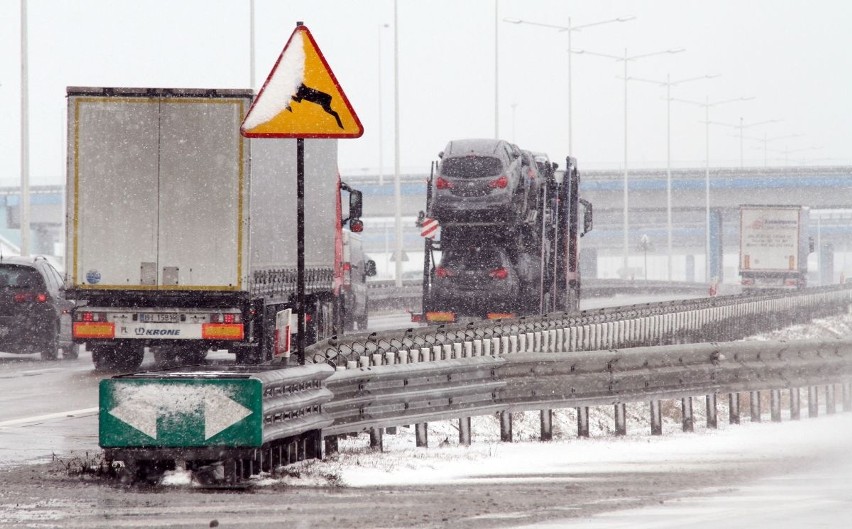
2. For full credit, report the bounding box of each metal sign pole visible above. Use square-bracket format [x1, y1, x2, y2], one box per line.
[296, 138, 306, 365]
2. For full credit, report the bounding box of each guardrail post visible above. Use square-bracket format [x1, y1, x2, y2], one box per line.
[826, 385, 837, 415]
[500, 411, 513, 442]
[750, 391, 761, 422]
[650, 400, 662, 435]
[540, 409, 553, 441]
[682, 397, 694, 432]
[706, 394, 717, 429]
[843, 383, 852, 412]
[790, 388, 801, 420]
[614, 403, 627, 436]
[808, 386, 819, 417]
[459, 417, 471, 446]
[577, 407, 590, 438]
[415, 423, 428, 447]
[370, 428, 383, 451]
[770, 389, 781, 422]
[729, 393, 740, 424]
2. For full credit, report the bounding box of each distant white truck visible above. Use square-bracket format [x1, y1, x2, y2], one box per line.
[66, 87, 364, 370]
[739, 205, 812, 290]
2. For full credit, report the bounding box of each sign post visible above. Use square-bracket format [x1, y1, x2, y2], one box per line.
[241, 22, 363, 364]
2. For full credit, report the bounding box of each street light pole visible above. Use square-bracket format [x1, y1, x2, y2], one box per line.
[393, 0, 403, 287]
[377, 23, 389, 185]
[712, 117, 780, 167]
[574, 46, 684, 276]
[627, 73, 717, 281]
[741, 132, 803, 167]
[503, 15, 634, 154]
[672, 95, 753, 281]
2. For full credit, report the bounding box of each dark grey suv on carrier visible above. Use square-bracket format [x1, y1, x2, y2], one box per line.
[429, 138, 532, 224]
[0, 256, 75, 360]
[430, 245, 521, 317]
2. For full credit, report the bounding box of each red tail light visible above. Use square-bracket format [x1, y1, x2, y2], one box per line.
[435, 266, 455, 279]
[13, 292, 47, 303]
[436, 177, 454, 189]
[489, 267, 509, 280]
[489, 175, 509, 189]
[343, 262, 352, 272]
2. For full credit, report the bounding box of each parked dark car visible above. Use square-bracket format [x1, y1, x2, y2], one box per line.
[430, 245, 521, 316]
[430, 138, 531, 224]
[0, 256, 75, 360]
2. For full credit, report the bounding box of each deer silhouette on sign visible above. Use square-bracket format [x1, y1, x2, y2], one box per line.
[287, 83, 344, 129]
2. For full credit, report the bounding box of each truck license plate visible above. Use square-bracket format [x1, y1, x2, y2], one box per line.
[140, 313, 179, 324]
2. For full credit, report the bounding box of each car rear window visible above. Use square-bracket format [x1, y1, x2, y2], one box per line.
[0, 265, 45, 290]
[441, 248, 502, 269]
[441, 156, 503, 178]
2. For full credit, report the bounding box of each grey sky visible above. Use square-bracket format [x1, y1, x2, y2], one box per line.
[1, 0, 850, 186]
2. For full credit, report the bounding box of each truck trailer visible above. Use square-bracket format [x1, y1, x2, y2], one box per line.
[739, 204, 812, 290]
[419, 152, 592, 323]
[66, 87, 362, 370]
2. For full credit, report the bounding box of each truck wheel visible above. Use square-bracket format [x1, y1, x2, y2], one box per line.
[115, 344, 144, 371]
[92, 347, 115, 371]
[63, 344, 80, 360]
[233, 345, 261, 365]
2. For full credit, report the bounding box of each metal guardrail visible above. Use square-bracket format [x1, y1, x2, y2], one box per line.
[365, 278, 721, 309]
[316, 285, 852, 368]
[323, 356, 504, 437]
[102, 285, 852, 484]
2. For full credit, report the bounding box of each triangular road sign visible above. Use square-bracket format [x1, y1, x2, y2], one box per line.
[241, 24, 363, 138]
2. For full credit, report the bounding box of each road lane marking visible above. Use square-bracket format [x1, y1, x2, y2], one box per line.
[0, 407, 99, 427]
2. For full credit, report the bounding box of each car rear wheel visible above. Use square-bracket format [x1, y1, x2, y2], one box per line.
[40, 323, 60, 361]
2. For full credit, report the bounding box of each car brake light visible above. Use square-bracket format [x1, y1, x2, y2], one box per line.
[436, 177, 454, 189]
[489, 175, 508, 189]
[435, 266, 454, 278]
[489, 267, 509, 280]
[343, 262, 352, 272]
[36, 293, 48, 303]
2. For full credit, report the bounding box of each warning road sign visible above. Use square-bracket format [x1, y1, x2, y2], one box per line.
[420, 217, 439, 238]
[241, 24, 363, 138]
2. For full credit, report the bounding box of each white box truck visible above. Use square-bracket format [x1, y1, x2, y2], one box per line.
[739, 205, 812, 290]
[66, 87, 363, 370]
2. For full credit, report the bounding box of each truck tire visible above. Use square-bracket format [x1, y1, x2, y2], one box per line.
[92, 346, 114, 371]
[233, 345, 262, 365]
[116, 344, 145, 371]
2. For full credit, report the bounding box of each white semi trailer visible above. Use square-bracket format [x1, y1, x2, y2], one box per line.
[66, 87, 362, 370]
[739, 204, 812, 290]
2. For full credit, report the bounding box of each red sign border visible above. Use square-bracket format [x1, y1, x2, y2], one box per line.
[240, 25, 364, 139]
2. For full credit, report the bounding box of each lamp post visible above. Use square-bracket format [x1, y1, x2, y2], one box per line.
[573, 47, 684, 276]
[711, 117, 780, 167]
[393, 0, 403, 287]
[743, 133, 803, 166]
[671, 95, 753, 281]
[377, 23, 390, 185]
[503, 15, 634, 154]
[626, 73, 718, 281]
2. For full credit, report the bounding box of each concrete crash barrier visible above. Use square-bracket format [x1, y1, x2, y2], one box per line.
[100, 363, 334, 484]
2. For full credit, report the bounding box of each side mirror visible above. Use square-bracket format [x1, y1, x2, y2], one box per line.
[350, 218, 364, 233]
[365, 260, 377, 277]
[349, 189, 363, 220]
[579, 198, 593, 236]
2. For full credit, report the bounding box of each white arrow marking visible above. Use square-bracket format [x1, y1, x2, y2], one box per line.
[109, 400, 158, 439]
[109, 383, 252, 440]
[204, 393, 252, 440]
